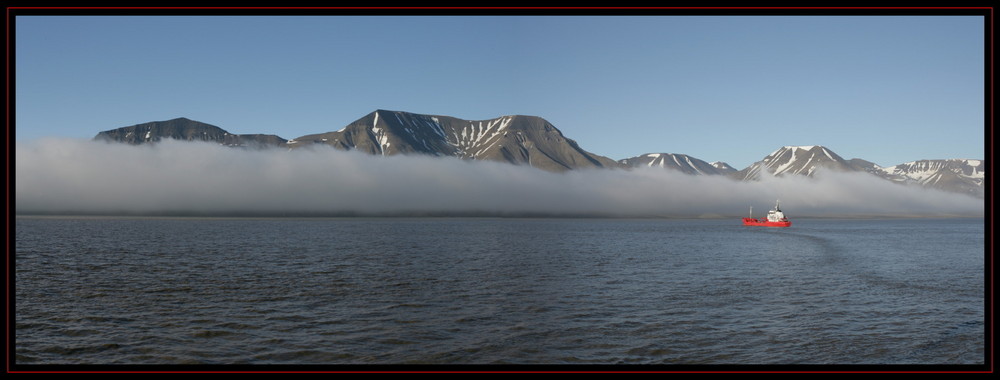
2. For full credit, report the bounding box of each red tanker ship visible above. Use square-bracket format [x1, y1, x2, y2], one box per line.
[743, 200, 792, 227]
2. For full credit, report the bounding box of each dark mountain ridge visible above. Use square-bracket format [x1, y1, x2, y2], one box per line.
[94, 117, 286, 148]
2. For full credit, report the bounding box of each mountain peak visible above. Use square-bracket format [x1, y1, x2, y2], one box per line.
[710, 161, 737, 172]
[738, 145, 850, 180]
[769, 145, 831, 155]
[786, 145, 823, 149]
[93, 117, 287, 147]
[288, 110, 619, 172]
[619, 153, 733, 175]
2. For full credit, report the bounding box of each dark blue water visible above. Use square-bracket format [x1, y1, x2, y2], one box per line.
[14, 217, 985, 366]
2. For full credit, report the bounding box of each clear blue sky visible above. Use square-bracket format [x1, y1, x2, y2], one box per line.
[14, 13, 986, 169]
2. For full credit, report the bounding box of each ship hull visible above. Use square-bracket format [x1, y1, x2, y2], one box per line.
[742, 218, 791, 227]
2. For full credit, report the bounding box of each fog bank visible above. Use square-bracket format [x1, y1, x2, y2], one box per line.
[15, 139, 985, 218]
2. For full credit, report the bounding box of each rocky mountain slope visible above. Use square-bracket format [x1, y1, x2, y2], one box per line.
[620, 145, 984, 197]
[735, 145, 854, 181]
[880, 159, 985, 197]
[618, 153, 735, 175]
[94, 117, 287, 148]
[731, 145, 984, 197]
[285, 110, 621, 172]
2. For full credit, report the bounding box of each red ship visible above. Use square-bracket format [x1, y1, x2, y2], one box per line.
[742, 200, 792, 227]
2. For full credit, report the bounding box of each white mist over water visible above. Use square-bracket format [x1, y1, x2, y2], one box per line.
[15, 138, 985, 218]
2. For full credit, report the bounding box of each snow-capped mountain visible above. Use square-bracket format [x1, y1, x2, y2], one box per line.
[287, 109, 621, 172]
[619, 153, 735, 175]
[735, 145, 854, 181]
[94, 117, 287, 148]
[729, 145, 985, 197]
[710, 161, 738, 173]
[880, 159, 985, 197]
[91, 113, 984, 197]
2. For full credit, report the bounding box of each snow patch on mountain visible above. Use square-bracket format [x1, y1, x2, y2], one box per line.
[738, 145, 852, 181]
[619, 153, 731, 175]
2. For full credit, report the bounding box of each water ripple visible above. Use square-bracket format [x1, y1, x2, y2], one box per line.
[15, 217, 985, 366]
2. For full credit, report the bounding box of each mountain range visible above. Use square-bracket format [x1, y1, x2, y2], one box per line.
[93, 110, 986, 198]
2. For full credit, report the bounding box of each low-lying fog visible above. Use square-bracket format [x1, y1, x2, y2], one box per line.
[15, 139, 985, 218]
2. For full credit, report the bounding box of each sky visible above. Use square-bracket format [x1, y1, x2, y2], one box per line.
[14, 12, 987, 170]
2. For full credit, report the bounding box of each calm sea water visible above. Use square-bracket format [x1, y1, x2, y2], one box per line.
[14, 216, 985, 367]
